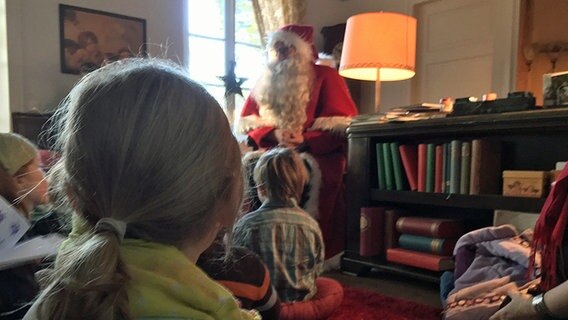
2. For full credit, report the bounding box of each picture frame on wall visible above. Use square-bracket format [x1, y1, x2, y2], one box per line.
[59, 4, 147, 75]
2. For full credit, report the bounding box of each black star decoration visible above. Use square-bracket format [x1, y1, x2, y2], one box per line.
[218, 60, 247, 98]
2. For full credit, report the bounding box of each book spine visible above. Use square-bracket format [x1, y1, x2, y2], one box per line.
[390, 142, 407, 191]
[376, 143, 386, 190]
[417, 144, 427, 192]
[398, 234, 456, 256]
[382, 143, 394, 190]
[469, 139, 502, 195]
[386, 248, 455, 271]
[449, 140, 462, 193]
[460, 141, 471, 194]
[360, 207, 385, 256]
[395, 217, 464, 238]
[384, 209, 403, 251]
[435, 145, 444, 193]
[425, 144, 435, 192]
[399, 144, 418, 191]
[444, 142, 451, 193]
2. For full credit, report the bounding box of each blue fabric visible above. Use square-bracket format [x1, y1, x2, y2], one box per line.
[440, 271, 455, 307]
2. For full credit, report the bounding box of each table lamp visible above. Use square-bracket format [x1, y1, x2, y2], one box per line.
[339, 12, 417, 113]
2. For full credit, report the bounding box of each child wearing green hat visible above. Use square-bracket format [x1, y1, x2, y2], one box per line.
[0, 133, 49, 217]
[0, 132, 51, 319]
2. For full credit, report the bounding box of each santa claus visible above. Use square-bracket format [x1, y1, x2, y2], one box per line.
[237, 24, 358, 262]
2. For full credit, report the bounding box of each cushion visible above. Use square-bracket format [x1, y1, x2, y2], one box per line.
[280, 277, 344, 320]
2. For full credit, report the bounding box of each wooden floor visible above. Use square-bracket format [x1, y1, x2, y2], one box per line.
[323, 269, 442, 308]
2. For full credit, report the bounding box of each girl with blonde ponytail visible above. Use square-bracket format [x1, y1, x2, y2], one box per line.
[24, 58, 259, 320]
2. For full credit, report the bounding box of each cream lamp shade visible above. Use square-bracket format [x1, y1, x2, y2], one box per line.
[339, 12, 417, 112]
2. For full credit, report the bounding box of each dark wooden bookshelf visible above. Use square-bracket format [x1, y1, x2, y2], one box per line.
[370, 190, 545, 212]
[342, 108, 568, 281]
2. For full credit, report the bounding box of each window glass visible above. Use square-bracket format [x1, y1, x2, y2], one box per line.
[188, 36, 225, 85]
[188, 0, 224, 39]
[235, 1, 261, 46]
[187, 0, 262, 123]
[235, 43, 264, 89]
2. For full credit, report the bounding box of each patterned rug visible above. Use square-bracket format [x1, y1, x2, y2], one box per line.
[329, 286, 442, 320]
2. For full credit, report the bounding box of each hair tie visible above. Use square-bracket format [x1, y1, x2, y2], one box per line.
[94, 218, 127, 243]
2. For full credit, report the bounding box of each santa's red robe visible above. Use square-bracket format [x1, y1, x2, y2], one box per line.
[239, 64, 358, 258]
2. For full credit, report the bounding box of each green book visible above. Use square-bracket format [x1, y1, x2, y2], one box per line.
[398, 234, 457, 256]
[390, 142, 407, 191]
[449, 140, 462, 194]
[425, 144, 435, 192]
[444, 142, 452, 193]
[460, 141, 471, 194]
[382, 143, 394, 190]
[376, 143, 386, 190]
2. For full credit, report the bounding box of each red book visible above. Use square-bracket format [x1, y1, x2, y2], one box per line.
[386, 248, 455, 271]
[469, 139, 502, 195]
[434, 145, 444, 193]
[359, 207, 385, 256]
[417, 144, 428, 192]
[395, 217, 464, 238]
[399, 144, 418, 191]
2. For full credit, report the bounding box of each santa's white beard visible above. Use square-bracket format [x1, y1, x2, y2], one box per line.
[253, 56, 313, 133]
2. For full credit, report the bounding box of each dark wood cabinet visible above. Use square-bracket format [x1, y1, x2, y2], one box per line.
[342, 108, 568, 282]
[11, 112, 55, 149]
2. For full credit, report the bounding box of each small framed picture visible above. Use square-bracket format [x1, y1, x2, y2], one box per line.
[59, 4, 147, 75]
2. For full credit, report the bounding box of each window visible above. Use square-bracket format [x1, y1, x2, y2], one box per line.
[187, 0, 263, 124]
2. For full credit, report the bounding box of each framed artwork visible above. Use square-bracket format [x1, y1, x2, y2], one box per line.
[59, 4, 147, 75]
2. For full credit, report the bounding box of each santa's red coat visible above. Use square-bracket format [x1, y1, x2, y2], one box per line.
[239, 64, 358, 258]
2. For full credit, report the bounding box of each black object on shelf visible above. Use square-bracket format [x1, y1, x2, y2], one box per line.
[451, 91, 536, 116]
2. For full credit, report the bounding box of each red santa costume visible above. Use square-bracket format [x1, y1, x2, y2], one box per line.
[237, 24, 358, 260]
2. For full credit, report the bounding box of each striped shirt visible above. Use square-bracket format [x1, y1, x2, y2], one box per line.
[197, 245, 280, 320]
[233, 200, 325, 302]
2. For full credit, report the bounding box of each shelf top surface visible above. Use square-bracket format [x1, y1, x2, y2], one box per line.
[348, 108, 568, 138]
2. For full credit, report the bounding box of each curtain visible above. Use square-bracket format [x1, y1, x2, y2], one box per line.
[252, 0, 307, 47]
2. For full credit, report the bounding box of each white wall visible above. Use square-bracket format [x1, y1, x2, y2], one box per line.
[6, 0, 185, 113]
[4, 0, 519, 116]
[0, 0, 9, 131]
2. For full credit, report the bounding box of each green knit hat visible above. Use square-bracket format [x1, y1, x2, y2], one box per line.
[0, 133, 38, 175]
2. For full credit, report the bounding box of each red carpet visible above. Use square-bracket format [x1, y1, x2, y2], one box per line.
[329, 286, 442, 320]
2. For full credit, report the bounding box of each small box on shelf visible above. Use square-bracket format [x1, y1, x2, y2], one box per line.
[502, 170, 548, 198]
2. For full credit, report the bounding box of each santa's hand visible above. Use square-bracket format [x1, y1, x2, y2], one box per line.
[274, 129, 304, 147]
[489, 291, 536, 320]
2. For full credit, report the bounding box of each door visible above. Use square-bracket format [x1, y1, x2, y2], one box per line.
[411, 0, 519, 103]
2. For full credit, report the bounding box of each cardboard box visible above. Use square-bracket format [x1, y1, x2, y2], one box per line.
[502, 170, 548, 198]
[543, 71, 568, 107]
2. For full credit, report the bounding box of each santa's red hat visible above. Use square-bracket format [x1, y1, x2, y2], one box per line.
[277, 24, 318, 61]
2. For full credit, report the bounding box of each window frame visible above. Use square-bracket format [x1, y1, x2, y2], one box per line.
[185, 0, 262, 125]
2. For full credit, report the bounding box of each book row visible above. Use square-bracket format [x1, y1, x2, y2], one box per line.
[360, 208, 464, 271]
[375, 139, 501, 195]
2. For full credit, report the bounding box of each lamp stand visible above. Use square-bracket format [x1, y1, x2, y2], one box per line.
[374, 69, 381, 113]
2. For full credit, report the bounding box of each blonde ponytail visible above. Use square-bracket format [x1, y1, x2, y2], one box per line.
[38, 231, 130, 319]
[33, 58, 243, 319]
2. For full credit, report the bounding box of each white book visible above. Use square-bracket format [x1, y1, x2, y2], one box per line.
[0, 234, 65, 271]
[0, 196, 30, 250]
[0, 196, 65, 271]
